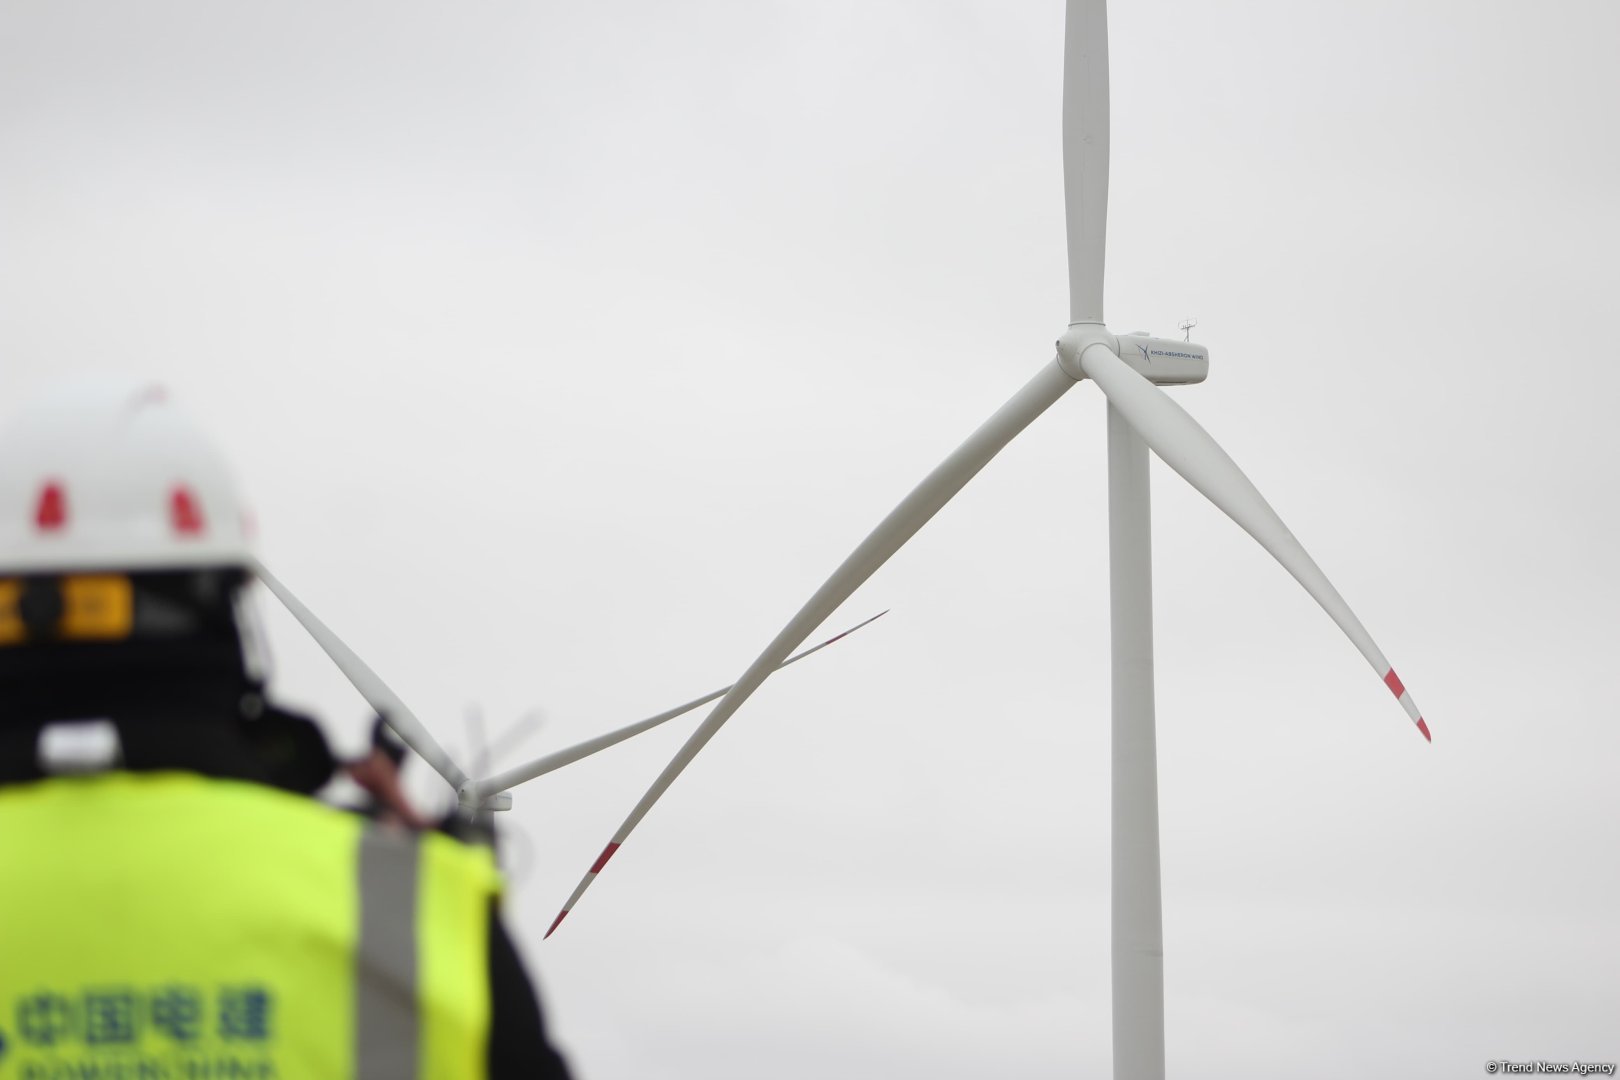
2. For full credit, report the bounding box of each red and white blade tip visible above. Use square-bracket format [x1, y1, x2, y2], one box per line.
[1383, 668, 1431, 743]
[545, 841, 622, 939]
[826, 609, 888, 644]
[543, 609, 890, 939]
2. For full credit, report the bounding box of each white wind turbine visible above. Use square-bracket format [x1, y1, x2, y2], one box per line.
[253, 2, 1430, 1074]
[531, 1, 1430, 1073]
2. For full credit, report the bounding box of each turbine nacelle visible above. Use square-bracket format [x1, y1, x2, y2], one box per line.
[1056, 326, 1209, 386]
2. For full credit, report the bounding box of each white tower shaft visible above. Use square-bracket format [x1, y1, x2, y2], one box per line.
[1107, 404, 1166, 1078]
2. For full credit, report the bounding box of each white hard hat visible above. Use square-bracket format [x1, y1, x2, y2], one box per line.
[0, 377, 254, 574]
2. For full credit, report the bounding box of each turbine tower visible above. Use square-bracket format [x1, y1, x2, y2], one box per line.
[253, 3, 1430, 1075]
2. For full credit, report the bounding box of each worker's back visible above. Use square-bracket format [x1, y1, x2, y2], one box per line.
[0, 769, 500, 1079]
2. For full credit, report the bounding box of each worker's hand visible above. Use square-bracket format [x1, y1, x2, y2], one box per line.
[345, 748, 433, 830]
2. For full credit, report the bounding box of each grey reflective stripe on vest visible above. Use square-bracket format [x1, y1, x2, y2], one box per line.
[357, 826, 419, 1080]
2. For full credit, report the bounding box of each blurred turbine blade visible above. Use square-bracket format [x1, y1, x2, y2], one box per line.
[483, 709, 548, 769]
[252, 558, 472, 789]
[545, 358, 1078, 937]
[470, 610, 888, 804]
[465, 703, 491, 780]
[1077, 345, 1430, 741]
[1064, 0, 1110, 324]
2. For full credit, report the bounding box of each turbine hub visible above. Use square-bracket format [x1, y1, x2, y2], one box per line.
[1055, 323, 1117, 380]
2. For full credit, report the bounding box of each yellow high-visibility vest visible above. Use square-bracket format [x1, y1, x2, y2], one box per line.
[0, 771, 499, 1079]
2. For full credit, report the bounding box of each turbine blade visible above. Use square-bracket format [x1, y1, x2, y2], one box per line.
[251, 559, 472, 789]
[1078, 346, 1430, 741]
[482, 708, 548, 769]
[1064, 0, 1110, 324]
[545, 358, 1078, 936]
[466, 703, 492, 781]
[468, 610, 889, 804]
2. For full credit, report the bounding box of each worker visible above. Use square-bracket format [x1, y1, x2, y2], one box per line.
[0, 378, 572, 1079]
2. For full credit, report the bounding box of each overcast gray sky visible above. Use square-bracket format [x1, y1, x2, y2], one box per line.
[4, 1, 1618, 1076]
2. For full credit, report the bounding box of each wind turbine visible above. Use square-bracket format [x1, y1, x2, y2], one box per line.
[249, 2, 1428, 1074]
[522, 2, 1429, 1076]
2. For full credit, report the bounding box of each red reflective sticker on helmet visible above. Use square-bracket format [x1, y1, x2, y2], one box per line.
[35, 482, 67, 531]
[171, 486, 206, 535]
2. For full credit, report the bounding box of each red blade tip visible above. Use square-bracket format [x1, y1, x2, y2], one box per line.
[1416, 717, 1431, 743]
[544, 910, 569, 939]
